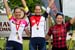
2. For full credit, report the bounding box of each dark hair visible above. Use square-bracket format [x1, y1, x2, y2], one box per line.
[56, 12, 64, 18]
[13, 7, 25, 19]
[34, 4, 42, 9]
[55, 12, 64, 24]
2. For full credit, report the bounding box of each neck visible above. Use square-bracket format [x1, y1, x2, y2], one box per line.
[57, 24, 61, 25]
[35, 13, 41, 16]
[16, 18, 21, 24]
[16, 19, 21, 24]
[16, 18, 21, 21]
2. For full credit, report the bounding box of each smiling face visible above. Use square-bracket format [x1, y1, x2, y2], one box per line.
[34, 5, 42, 15]
[14, 8, 25, 19]
[56, 15, 64, 24]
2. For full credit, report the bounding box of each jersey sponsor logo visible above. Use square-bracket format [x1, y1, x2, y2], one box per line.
[30, 16, 36, 27]
[32, 20, 36, 23]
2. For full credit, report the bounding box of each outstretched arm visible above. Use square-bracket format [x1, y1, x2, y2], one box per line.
[21, 0, 26, 7]
[46, 0, 54, 14]
[3, 0, 12, 19]
[21, 0, 29, 13]
[48, 0, 54, 8]
[43, 0, 54, 18]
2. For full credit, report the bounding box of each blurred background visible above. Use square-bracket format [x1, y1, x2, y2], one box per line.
[0, 0, 75, 50]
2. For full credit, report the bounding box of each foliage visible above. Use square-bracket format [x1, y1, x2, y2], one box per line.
[3, 0, 43, 12]
[0, 0, 4, 13]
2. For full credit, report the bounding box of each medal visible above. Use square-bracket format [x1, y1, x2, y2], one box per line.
[37, 26, 39, 30]
[16, 32, 18, 34]
[16, 32, 20, 40]
[16, 20, 21, 40]
[34, 16, 41, 30]
[36, 23, 39, 30]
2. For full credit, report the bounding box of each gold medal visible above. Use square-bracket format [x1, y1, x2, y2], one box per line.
[16, 32, 18, 34]
[37, 27, 39, 30]
[16, 32, 20, 40]
[16, 20, 21, 40]
[34, 17, 41, 30]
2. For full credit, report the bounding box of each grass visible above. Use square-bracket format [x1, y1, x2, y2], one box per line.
[0, 39, 49, 50]
[0, 39, 29, 50]
[0, 39, 6, 49]
[23, 40, 29, 50]
[0, 39, 74, 50]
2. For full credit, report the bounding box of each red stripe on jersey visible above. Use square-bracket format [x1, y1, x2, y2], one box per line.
[30, 16, 41, 27]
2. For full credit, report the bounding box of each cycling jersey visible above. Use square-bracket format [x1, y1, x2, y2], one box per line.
[8, 15, 28, 44]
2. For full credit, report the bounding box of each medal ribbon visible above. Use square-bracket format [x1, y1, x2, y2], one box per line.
[16, 20, 21, 31]
[16, 20, 21, 40]
[34, 16, 41, 28]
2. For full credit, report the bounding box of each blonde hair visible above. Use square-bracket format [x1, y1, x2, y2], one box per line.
[13, 7, 26, 19]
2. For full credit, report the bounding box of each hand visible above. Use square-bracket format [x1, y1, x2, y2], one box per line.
[21, 0, 27, 7]
[48, 0, 54, 8]
[3, 0, 11, 17]
[6, 0, 8, 1]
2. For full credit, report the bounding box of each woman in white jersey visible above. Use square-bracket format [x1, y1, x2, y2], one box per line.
[3, 0, 30, 50]
[21, 0, 54, 50]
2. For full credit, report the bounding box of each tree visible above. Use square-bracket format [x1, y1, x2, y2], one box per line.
[26, 0, 43, 12]
[0, 0, 4, 12]
[2, 0, 43, 12]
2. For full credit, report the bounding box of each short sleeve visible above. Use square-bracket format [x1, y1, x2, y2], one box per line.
[23, 20, 29, 30]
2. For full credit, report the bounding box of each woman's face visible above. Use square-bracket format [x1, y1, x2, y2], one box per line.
[56, 15, 64, 24]
[14, 8, 24, 19]
[34, 6, 42, 15]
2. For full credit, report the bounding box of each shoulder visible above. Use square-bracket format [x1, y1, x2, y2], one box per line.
[21, 19, 27, 24]
[49, 24, 57, 30]
[9, 16, 16, 21]
[21, 19, 28, 26]
[49, 26, 54, 31]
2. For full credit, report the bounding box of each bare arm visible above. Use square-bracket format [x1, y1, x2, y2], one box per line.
[48, 0, 54, 8]
[3, 0, 12, 19]
[45, 34, 50, 40]
[21, 0, 29, 12]
[45, 27, 52, 40]
[21, 0, 27, 7]
[45, 0, 54, 14]
[24, 29, 30, 37]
